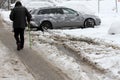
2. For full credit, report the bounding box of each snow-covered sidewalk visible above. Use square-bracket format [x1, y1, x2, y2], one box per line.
[0, 40, 35, 80]
[0, 13, 35, 80]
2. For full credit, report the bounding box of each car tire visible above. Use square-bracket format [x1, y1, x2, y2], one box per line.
[84, 18, 95, 28]
[39, 21, 53, 31]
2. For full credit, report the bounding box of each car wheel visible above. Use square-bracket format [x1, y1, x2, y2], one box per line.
[39, 21, 53, 31]
[84, 18, 95, 28]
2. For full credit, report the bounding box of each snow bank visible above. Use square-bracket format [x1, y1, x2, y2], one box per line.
[108, 20, 120, 35]
[0, 9, 11, 22]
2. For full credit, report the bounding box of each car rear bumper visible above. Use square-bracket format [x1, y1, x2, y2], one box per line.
[95, 18, 101, 26]
[30, 21, 38, 28]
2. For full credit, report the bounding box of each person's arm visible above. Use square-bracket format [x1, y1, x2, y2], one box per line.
[9, 9, 15, 21]
[25, 8, 32, 23]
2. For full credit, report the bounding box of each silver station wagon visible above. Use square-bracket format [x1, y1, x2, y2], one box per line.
[30, 6, 101, 30]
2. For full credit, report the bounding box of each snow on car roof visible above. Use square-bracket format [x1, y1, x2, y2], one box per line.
[37, 6, 70, 10]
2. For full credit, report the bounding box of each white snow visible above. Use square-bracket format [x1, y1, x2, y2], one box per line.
[57, 0, 96, 14]
[24, 1, 55, 10]
[0, 9, 11, 22]
[1, 0, 120, 80]
[108, 20, 120, 35]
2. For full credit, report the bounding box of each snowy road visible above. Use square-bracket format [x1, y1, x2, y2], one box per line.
[0, 17, 70, 80]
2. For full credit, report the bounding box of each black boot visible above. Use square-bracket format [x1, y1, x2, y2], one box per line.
[17, 43, 21, 51]
[20, 45, 24, 49]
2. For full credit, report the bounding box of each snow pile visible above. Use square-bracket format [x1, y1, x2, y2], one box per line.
[0, 9, 11, 22]
[108, 20, 120, 35]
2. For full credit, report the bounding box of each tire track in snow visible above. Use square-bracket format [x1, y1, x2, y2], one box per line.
[30, 31, 105, 80]
[31, 30, 120, 80]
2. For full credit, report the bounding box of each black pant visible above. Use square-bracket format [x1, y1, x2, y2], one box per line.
[14, 28, 25, 48]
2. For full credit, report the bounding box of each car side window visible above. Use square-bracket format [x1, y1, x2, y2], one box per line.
[47, 8, 63, 14]
[62, 8, 77, 15]
[37, 9, 51, 14]
[49, 9, 56, 14]
[56, 8, 63, 14]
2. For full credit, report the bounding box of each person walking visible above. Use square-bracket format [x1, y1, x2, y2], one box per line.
[10, 1, 31, 51]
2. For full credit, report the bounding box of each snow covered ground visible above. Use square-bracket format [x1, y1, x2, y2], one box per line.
[0, 40, 34, 80]
[1, 0, 120, 80]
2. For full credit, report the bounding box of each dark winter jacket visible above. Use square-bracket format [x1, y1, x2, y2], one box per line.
[10, 2, 31, 29]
